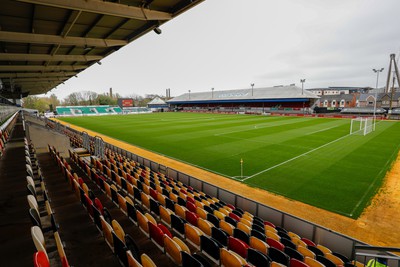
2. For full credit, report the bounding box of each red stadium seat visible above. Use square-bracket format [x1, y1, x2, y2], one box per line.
[158, 223, 173, 238]
[267, 237, 285, 251]
[94, 198, 104, 216]
[180, 188, 187, 195]
[301, 237, 316, 247]
[291, 258, 310, 267]
[229, 212, 241, 222]
[186, 201, 197, 213]
[264, 221, 275, 228]
[33, 251, 49, 267]
[186, 196, 195, 204]
[148, 222, 165, 249]
[185, 210, 199, 226]
[228, 236, 250, 259]
[150, 188, 158, 200]
[226, 204, 236, 210]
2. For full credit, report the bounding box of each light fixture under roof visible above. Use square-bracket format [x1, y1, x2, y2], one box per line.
[153, 27, 162, 35]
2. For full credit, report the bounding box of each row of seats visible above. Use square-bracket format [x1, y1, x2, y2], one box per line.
[25, 138, 70, 267]
[0, 113, 16, 157]
[64, 131, 364, 267]
[50, 145, 163, 267]
[96, 152, 299, 266]
[67, 147, 223, 267]
[69, 147, 289, 267]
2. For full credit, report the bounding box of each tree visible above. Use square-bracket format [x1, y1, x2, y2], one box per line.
[82, 91, 98, 105]
[63, 91, 100, 105]
[34, 98, 49, 112]
[97, 94, 117, 105]
[22, 96, 39, 110]
[125, 93, 143, 107]
[63, 92, 80, 105]
[48, 94, 60, 111]
[22, 95, 53, 113]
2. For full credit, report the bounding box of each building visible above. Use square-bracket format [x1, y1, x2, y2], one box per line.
[307, 87, 371, 96]
[359, 92, 400, 109]
[317, 94, 357, 108]
[147, 97, 169, 111]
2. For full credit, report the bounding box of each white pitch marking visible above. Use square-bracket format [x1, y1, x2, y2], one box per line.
[348, 120, 390, 216]
[241, 133, 352, 181]
[306, 125, 340, 135]
[214, 118, 309, 136]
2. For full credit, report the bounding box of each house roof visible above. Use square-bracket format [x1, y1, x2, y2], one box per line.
[147, 97, 167, 106]
[318, 94, 354, 101]
[359, 92, 400, 101]
[307, 87, 370, 91]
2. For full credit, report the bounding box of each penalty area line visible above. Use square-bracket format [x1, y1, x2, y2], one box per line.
[241, 133, 352, 182]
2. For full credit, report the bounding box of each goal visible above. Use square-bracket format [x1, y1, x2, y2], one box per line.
[350, 117, 374, 136]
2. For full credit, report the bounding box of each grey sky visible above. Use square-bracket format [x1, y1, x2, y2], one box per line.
[52, 0, 400, 100]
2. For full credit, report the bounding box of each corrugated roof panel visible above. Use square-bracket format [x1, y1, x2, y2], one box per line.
[169, 86, 319, 103]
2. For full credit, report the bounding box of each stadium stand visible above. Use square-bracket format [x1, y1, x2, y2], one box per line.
[56, 105, 123, 116]
[168, 85, 318, 115]
[341, 107, 386, 114]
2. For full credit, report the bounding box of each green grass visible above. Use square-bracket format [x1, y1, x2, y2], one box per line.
[60, 113, 400, 218]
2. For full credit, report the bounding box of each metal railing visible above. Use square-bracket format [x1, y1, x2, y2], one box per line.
[354, 246, 400, 267]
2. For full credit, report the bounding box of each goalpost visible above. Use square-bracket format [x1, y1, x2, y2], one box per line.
[350, 117, 374, 136]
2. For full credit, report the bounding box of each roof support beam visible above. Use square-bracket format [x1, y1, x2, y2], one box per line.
[22, 84, 58, 88]
[46, 10, 83, 66]
[16, 0, 172, 21]
[9, 77, 69, 82]
[0, 65, 87, 71]
[0, 72, 76, 78]
[0, 53, 102, 62]
[21, 82, 60, 87]
[17, 81, 61, 86]
[0, 31, 127, 47]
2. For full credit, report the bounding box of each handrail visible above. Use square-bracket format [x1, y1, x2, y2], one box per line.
[355, 245, 400, 253]
[354, 245, 400, 267]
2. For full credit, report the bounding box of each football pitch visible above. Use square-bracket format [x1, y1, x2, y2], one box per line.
[59, 113, 400, 218]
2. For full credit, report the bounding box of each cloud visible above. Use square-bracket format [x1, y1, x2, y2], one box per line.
[53, 0, 400, 99]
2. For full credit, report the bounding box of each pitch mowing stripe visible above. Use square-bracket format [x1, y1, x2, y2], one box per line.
[241, 132, 351, 181]
[348, 122, 395, 216]
[217, 121, 347, 146]
[241, 120, 390, 217]
[59, 114, 399, 217]
[214, 117, 313, 136]
[305, 125, 341, 135]
[239, 119, 375, 182]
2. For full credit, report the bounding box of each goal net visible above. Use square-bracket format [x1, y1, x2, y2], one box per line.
[350, 117, 374, 136]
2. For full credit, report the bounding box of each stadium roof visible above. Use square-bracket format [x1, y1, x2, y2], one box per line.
[168, 85, 319, 104]
[0, 0, 204, 99]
